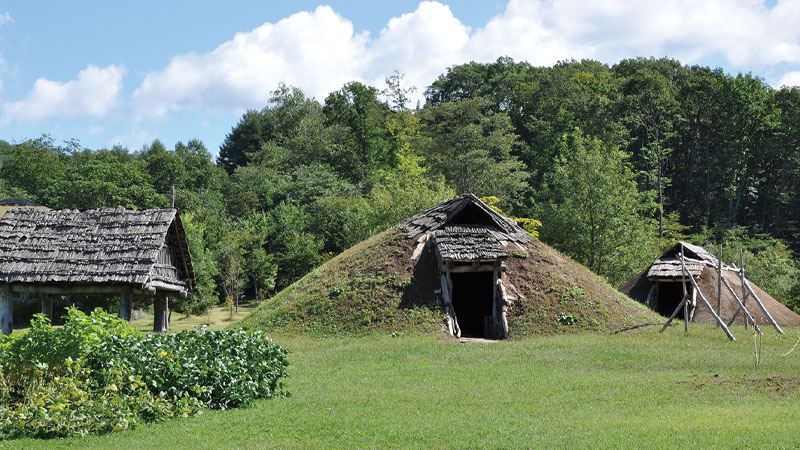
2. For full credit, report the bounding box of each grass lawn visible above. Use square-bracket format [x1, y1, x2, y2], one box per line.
[5, 324, 800, 449]
[129, 303, 258, 333]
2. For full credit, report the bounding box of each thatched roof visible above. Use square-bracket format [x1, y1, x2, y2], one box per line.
[647, 241, 723, 280]
[399, 194, 531, 244]
[0, 208, 195, 293]
[431, 225, 507, 262]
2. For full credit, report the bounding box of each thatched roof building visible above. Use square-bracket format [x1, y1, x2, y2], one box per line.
[620, 242, 800, 328]
[0, 208, 195, 335]
[242, 194, 661, 338]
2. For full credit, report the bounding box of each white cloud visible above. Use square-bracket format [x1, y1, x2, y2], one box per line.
[366, 1, 470, 98]
[777, 71, 800, 87]
[133, 5, 370, 118]
[132, 0, 800, 116]
[0, 12, 12, 26]
[1, 64, 125, 123]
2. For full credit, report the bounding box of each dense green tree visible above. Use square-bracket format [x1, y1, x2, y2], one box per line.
[323, 82, 393, 186]
[537, 131, 656, 285]
[419, 97, 529, 208]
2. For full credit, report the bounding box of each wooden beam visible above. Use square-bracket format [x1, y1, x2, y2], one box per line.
[147, 280, 188, 297]
[0, 284, 12, 336]
[119, 286, 133, 322]
[448, 263, 498, 273]
[9, 284, 151, 296]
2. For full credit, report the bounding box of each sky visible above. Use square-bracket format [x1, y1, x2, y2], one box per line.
[1, 0, 800, 156]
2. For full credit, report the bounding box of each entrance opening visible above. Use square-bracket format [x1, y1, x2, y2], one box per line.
[656, 281, 689, 318]
[451, 271, 494, 338]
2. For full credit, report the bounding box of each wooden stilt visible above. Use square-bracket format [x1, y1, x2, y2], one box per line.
[119, 286, 133, 322]
[153, 292, 169, 333]
[41, 294, 53, 321]
[0, 284, 12, 336]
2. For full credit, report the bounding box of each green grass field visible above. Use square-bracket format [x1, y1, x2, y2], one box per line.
[5, 323, 800, 449]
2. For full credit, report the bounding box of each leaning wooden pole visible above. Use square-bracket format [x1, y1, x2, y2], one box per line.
[679, 254, 736, 341]
[660, 292, 689, 333]
[721, 275, 761, 333]
[742, 279, 784, 335]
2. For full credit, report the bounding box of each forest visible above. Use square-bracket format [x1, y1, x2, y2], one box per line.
[1, 56, 799, 315]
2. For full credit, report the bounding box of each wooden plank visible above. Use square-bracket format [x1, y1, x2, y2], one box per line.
[0, 284, 12, 336]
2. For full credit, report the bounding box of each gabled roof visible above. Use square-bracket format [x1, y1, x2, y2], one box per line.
[0, 208, 195, 292]
[399, 194, 532, 244]
[647, 241, 723, 280]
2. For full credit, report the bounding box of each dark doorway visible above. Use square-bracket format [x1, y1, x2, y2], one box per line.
[656, 281, 689, 318]
[451, 271, 494, 338]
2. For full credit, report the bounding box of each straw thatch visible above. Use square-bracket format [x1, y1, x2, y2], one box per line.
[620, 242, 800, 327]
[400, 194, 532, 244]
[0, 208, 195, 292]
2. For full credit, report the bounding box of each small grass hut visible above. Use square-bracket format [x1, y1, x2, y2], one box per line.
[242, 194, 660, 338]
[0, 208, 196, 335]
[620, 242, 800, 328]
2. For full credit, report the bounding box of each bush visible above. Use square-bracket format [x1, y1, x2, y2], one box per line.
[0, 308, 288, 439]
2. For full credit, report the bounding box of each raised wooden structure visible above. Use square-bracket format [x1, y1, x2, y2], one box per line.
[401, 194, 532, 339]
[0, 208, 196, 335]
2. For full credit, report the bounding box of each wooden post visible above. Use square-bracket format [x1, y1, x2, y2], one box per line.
[170, 186, 176, 208]
[681, 250, 688, 333]
[740, 249, 748, 330]
[41, 294, 53, 321]
[660, 292, 689, 332]
[717, 244, 722, 325]
[153, 292, 169, 333]
[119, 287, 133, 322]
[0, 284, 12, 336]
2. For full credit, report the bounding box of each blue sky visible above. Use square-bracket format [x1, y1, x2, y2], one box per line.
[1, 0, 799, 156]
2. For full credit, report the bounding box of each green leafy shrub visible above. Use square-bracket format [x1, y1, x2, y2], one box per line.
[0, 308, 288, 439]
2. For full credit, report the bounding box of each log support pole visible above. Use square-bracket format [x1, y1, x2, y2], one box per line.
[119, 287, 133, 322]
[0, 284, 12, 336]
[153, 292, 169, 333]
[41, 294, 53, 321]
